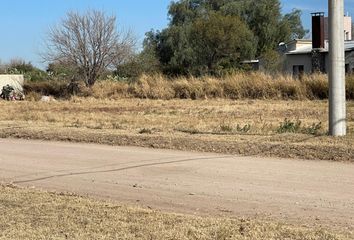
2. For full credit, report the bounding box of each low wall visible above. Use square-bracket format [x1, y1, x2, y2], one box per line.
[0, 75, 24, 93]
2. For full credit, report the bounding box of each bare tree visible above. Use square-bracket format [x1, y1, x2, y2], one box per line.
[43, 10, 136, 87]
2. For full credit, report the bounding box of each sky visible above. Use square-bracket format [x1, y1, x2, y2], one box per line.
[1, 0, 354, 68]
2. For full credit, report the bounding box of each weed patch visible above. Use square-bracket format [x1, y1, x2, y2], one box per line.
[277, 119, 323, 135]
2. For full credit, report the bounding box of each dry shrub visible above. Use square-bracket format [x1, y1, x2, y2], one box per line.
[130, 74, 175, 99]
[24, 80, 68, 98]
[273, 74, 305, 100]
[172, 76, 205, 99]
[223, 73, 280, 99]
[201, 76, 224, 98]
[346, 75, 354, 99]
[91, 80, 130, 99]
[303, 74, 328, 99]
[25, 91, 42, 101]
[22, 72, 354, 101]
[302, 73, 354, 100]
[238, 72, 278, 99]
[222, 74, 242, 99]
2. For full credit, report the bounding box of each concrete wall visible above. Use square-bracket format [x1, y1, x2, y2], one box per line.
[0, 75, 24, 94]
[286, 50, 354, 76]
[285, 54, 313, 75]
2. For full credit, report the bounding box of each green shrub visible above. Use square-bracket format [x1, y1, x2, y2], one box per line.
[277, 119, 323, 135]
[302, 122, 322, 135]
[236, 124, 251, 133]
[277, 118, 302, 134]
[219, 124, 233, 132]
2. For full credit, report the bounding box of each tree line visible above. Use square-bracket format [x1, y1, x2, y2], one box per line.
[3, 0, 308, 87]
[136, 0, 307, 76]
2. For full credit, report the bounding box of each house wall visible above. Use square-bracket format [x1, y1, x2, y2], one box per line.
[321, 52, 354, 74]
[285, 54, 313, 75]
[286, 50, 354, 76]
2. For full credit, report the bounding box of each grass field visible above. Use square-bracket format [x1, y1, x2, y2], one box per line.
[0, 184, 352, 240]
[1, 92, 353, 239]
[0, 98, 353, 161]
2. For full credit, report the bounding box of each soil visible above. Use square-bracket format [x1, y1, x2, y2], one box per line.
[1, 138, 353, 231]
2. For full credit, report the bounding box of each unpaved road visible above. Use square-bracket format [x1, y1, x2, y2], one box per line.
[1, 138, 353, 229]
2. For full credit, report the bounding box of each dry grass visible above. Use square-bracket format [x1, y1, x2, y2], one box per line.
[23, 72, 354, 100]
[0, 98, 353, 161]
[0, 184, 352, 240]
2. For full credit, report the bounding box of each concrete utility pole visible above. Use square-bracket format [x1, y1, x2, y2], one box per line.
[328, 0, 346, 136]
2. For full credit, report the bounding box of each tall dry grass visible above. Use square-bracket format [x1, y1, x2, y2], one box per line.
[24, 72, 354, 100]
[129, 74, 175, 99]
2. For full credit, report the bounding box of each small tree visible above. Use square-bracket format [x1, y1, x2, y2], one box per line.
[43, 10, 135, 87]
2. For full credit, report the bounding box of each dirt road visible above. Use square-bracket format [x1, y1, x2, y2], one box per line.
[1, 138, 353, 229]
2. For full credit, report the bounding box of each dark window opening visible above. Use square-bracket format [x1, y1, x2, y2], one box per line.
[293, 65, 304, 78]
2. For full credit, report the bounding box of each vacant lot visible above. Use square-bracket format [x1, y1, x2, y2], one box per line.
[0, 98, 353, 161]
[0, 184, 352, 240]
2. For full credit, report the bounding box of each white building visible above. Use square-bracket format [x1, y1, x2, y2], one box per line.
[285, 39, 354, 76]
[284, 12, 354, 77]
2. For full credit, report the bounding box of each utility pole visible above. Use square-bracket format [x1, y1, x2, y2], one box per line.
[328, 0, 346, 136]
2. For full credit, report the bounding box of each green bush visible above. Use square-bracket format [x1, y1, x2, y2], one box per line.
[277, 118, 302, 134]
[277, 119, 323, 135]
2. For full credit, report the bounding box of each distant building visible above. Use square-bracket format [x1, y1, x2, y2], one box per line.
[284, 12, 354, 77]
[324, 15, 352, 41]
[285, 39, 354, 76]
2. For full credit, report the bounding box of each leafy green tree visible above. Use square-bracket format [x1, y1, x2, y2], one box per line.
[190, 13, 255, 75]
[280, 9, 309, 41]
[114, 31, 163, 79]
[144, 0, 307, 76]
[4, 59, 48, 81]
[144, 26, 196, 75]
[221, 0, 305, 55]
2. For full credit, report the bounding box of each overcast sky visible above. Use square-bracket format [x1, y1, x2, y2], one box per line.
[1, 0, 353, 68]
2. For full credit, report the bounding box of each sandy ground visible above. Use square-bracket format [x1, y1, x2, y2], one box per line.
[1, 138, 353, 230]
